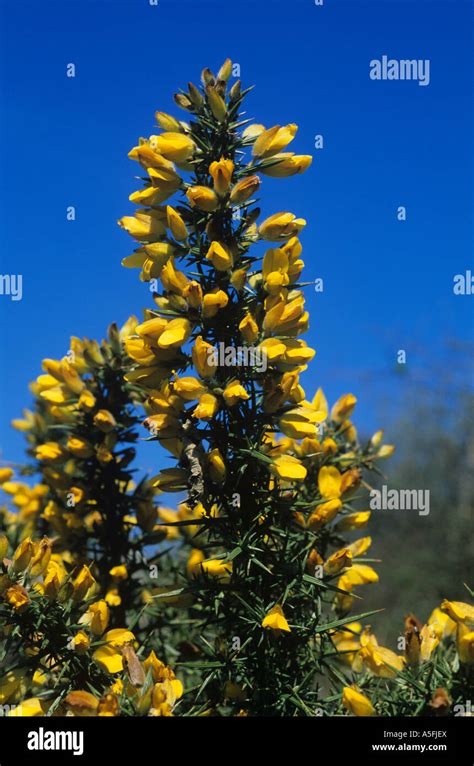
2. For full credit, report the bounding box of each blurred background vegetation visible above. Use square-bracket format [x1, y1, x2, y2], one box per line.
[357, 339, 474, 644]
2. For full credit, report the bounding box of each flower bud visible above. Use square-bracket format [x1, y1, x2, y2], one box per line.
[186, 185, 219, 212]
[230, 175, 260, 204]
[71, 565, 96, 602]
[155, 111, 182, 132]
[206, 85, 227, 122]
[12, 537, 34, 573]
[217, 58, 232, 82]
[93, 410, 117, 433]
[209, 158, 234, 196]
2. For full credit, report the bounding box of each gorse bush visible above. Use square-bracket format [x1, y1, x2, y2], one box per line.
[0, 59, 472, 718]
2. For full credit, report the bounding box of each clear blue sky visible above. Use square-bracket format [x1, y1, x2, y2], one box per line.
[0, 0, 472, 470]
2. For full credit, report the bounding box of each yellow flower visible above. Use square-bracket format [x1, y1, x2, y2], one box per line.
[93, 409, 117, 433]
[223, 379, 250, 407]
[43, 559, 67, 600]
[279, 403, 325, 439]
[262, 248, 290, 294]
[143, 651, 183, 700]
[341, 564, 379, 587]
[128, 142, 175, 170]
[8, 698, 47, 717]
[160, 257, 189, 295]
[331, 393, 357, 422]
[202, 288, 229, 318]
[122, 243, 174, 277]
[151, 467, 188, 492]
[262, 604, 291, 633]
[166, 206, 188, 241]
[270, 455, 307, 482]
[420, 624, 440, 662]
[346, 536, 372, 557]
[118, 208, 167, 242]
[342, 686, 375, 716]
[230, 175, 260, 204]
[149, 131, 195, 163]
[230, 267, 249, 291]
[92, 629, 136, 673]
[427, 607, 456, 639]
[187, 548, 205, 578]
[209, 157, 234, 195]
[259, 212, 306, 242]
[109, 565, 128, 581]
[324, 548, 352, 576]
[208, 448, 226, 483]
[30, 537, 52, 576]
[206, 85, 227, 121]
[186, 185, 219, 211]
[173, 376, 208, 401]
[239, 313, 259, 343]
[12, 537, 35, 572]
[0, 670, 26, 704]
[440, 600, 474, 626]
[263, 293, 307, 335]
[78, 390, 96, 410]
[35, 442, 65, 463]
[71, 630, 91, 654]
[322, 437, 337, 455]
[206, 241, 234, 271]
[66, 436, 94, 458]
[157, 318, 192, 349]
[376, 444, 395, 458]
[5, 584, 29, 611]
[129, 166, 180, 205]
[340, 468, 361, 496]
[192, 336, 216, 379]
[71, 565, 96, 602]
[105, 588, 121, 607]
[200, 559, 232, 582]
[155, 111, 182, 131]
[336, 511, 371, 532]
[307, 499, 342, 530]
[318, 466, 343, 499]
[135, 316, 168, 341]
[81, 600, 110, 636]
[0, 535, 8, 559]
[332, 622, 362, 666]
[183, 280, 203, 308]
[457, 622, 474, 664]
[252, 124, 298, 158]
[355, 630, 404, 678]
[261, 153, 312, 177]
[193, 393, 219, 421]
[0, 468, 14, 484]
[281, 236, 304, 280]
[242, 123, 265, 139]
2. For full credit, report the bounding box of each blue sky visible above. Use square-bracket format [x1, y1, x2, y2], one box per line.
[0, 0, 472, 471]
